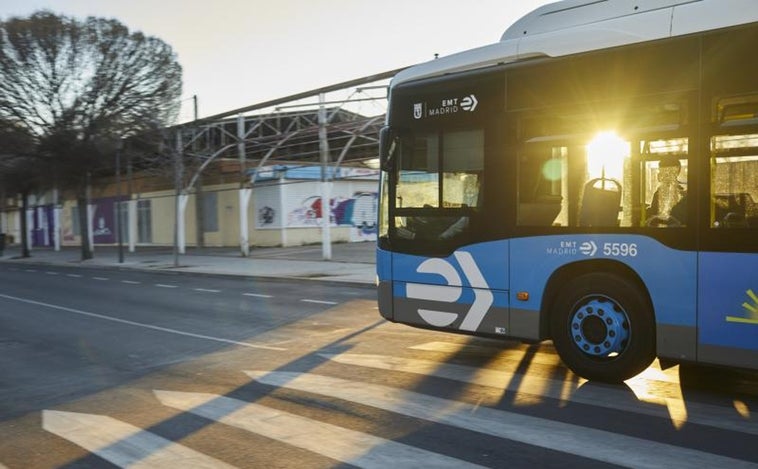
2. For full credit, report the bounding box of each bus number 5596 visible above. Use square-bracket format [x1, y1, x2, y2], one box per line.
[603, 243, 638, 257]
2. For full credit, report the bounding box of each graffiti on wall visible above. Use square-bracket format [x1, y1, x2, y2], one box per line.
[287, 192, 377, 236]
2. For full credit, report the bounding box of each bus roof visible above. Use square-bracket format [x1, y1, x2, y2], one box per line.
[391, 0, 758, 87]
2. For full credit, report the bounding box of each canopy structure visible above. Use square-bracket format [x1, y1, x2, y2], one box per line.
[174, 67, 406, 190]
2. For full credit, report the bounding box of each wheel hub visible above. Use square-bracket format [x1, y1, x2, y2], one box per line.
[570, 297, 629, 357]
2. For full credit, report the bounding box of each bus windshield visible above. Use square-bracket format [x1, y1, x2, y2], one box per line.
[393, 129, 483, 242]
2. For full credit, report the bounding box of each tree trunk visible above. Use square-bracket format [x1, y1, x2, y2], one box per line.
[20, 190, 30, 258]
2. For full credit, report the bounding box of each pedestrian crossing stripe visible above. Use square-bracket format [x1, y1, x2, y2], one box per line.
[155, 390, 484, 469]
[42, 410, 235, 468]
[244, 370, 755, 469]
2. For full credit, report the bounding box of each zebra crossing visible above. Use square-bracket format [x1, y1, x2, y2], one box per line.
[34, 343, 758, 468]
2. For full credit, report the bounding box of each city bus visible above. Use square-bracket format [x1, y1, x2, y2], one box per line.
[376, 0, 758, 382]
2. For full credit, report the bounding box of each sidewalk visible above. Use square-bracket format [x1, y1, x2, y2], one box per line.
[0, 242, 377, 286]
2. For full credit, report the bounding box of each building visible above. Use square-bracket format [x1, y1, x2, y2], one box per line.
[0, 91, 388, 253]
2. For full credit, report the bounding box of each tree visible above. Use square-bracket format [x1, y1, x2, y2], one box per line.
[0, 11, 182, 259]
[0, 122, 37, 257]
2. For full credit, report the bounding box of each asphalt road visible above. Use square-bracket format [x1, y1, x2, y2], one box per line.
[1, 264, 757, 468]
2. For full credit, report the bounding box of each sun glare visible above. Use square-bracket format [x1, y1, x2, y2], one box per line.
[586, 131, 630, 180]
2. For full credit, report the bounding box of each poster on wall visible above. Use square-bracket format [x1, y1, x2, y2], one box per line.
[91, 196, 126, 244]
[255, 185, 281, 229]
[31, 205, 55, 247]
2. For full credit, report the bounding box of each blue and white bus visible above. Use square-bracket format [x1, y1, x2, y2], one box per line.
[377, 0, 758, 382]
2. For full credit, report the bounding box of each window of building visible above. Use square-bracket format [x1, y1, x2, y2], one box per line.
[71, 206, 80, 236]
[114, 200, 129, 243]
[137, 199, 152, 243]
[203, 192, 219, 232]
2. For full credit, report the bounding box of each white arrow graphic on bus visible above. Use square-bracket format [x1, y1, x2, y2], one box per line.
[461, 94, 478, 112]
[406, 251, 493, 331]
[580, 241, 598, 256]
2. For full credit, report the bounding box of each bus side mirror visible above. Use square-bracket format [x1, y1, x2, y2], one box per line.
[379, 126, 398, 172]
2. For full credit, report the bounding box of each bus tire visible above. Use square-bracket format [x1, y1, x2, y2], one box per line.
[549, 272, 655, 383]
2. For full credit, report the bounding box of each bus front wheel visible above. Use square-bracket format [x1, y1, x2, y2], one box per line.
[549, 272, 655, 383]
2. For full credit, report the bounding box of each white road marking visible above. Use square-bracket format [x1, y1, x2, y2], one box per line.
[193, 288, 220, 293]
[24, 269, 37, 272]
[42, 410, 235, 468]
[121, 280, 141, 285]
[66, 274, 83, 278]
[155, 284, 178, 289]
[300, 299, 338, 305]
[155, 390, 484, 469]
[45, 271, 58, 275]
[0, 293, 285, 351]
[245, 370, 756, 469]
[321, 353, 757, 436]
[243, 293, 273, 298]
[92, 277, 109, 281]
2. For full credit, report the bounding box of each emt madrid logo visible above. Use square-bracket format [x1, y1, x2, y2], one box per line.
[413, 94, 478, 120]
[405, 251, 493, 331]
[726, 289, 758, 324]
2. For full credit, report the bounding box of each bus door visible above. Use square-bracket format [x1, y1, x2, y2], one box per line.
[697, 127, 758, 369]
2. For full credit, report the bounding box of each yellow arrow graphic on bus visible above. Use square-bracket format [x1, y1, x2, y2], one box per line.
[726, 289, 758, 324]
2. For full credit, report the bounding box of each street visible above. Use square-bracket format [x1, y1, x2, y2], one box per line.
[0, 264, 757, 468]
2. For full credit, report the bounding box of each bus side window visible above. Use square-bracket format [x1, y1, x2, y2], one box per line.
[639, 138, 689, 228]
[711, 97, 758, 229]
[711, 164, 758, 229]
[517, 146, 567, 226]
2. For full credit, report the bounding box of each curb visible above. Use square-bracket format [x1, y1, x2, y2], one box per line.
[0, 256, 377, 289]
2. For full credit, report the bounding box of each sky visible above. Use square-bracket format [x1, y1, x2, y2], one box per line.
[0, 0, 554, 121]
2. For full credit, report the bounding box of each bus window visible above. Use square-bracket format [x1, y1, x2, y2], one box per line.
[441, 130, 483, 210]
[516, 99, 690, 230]
[397, 133, 439, 209]
[518, 129, 634, 228]
[517, 145, 568, 226]
[581, 132, 630, 227]
[641, 138, 689, 227]
[394, 129, 483, 241]
[710, 95, 758, 229]
[711, 141, 758, 229]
